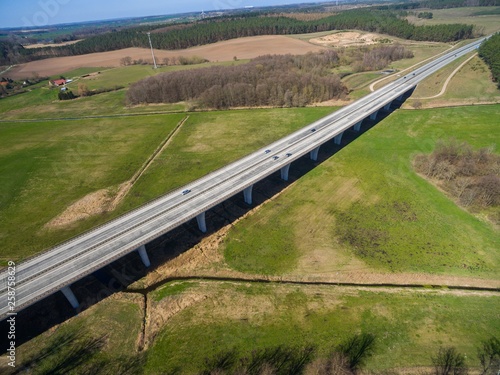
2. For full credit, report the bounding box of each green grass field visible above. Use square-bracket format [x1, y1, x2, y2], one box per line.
[14, 297, 144, 375]
[0, 114, 184, 261]
[408, 7, 500, 35]
[223, 105, 500, 278]
[145, 282, 499, 374]
[11, 282, 498, 375]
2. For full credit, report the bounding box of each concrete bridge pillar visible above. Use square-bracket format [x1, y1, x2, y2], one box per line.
[353, 121, 362, 132]
[310, 146, 320, 161]
[196, 212, 207, 233]
[61, 285, 79, 309]
[383, 102, 392, 111]
[281, 164, 291, 181]
[136, 245, 151, 267]
[370, 110, 379, 121]
[334, 132, 344, 145]
[243, 185, 253, 205]
[397, 94, 404, 102]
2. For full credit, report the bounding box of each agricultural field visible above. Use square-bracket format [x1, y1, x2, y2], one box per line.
[407, 7, 500, 35]
[7, 35, 326, 80]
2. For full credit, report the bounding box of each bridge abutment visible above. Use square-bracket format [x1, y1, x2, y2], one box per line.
[136, 245, 151, 267]
[196, 212, 207, 233]
[61, 285, 79, 309]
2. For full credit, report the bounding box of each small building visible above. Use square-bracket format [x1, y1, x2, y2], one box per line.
[50, 79, 67, 87]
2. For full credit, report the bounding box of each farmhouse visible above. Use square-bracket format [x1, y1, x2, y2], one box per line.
[49, 78, 66, 87]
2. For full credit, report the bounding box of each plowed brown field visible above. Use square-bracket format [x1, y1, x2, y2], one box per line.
[9, 35, 327, 79]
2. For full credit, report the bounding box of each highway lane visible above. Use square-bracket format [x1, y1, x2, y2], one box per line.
[0, 37, 487, 319]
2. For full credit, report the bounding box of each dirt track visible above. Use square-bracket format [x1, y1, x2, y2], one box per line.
[9, 35, 326, 79]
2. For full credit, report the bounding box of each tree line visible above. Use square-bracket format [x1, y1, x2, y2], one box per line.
[1, 10, 475, 66]
[376, 0, 499, 10]
[479, 33, 500, 88]
[127, 45, 413, 109]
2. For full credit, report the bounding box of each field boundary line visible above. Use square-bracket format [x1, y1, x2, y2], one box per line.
[127, 275, 500, 295]
[109, 115, 189, 209]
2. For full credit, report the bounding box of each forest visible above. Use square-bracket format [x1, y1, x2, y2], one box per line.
[478, 33, 500, 88]
[0, 10, 475, 65]
[127, 45, 413, 109]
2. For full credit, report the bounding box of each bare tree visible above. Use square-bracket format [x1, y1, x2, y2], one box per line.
[478, 337, 500, 375]
[432, 347, 468, 375]
[120, 56, 132, 66]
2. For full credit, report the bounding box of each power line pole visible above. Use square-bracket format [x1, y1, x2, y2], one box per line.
[147, 32, 157, 69]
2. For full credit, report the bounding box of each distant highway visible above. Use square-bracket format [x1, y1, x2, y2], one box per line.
[0, 37, 487, 319]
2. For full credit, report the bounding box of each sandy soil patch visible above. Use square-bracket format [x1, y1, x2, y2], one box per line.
[45, 187, 114, 228]
[310, 31, 384, 47]
[23, 40, 83, 49]
[8, 35, 326, 79]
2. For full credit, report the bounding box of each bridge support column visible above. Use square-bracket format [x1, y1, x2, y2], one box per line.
[370, 110, 379, 121]
[397, 94, 404, 102]
[243, 185, 253, 205]
[281, 163, 291, 181]
[136, 245, 150, 267]
[310, 146, 320, 161]
[61, 285, 79, 309]
[196, 212, 207, 233]
[383, 102, 392, 111]
[353, 121, 362, 132]
[334, 132, 344, 145]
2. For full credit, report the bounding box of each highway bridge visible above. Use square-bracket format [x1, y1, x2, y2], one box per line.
[0, 37, 487, 319]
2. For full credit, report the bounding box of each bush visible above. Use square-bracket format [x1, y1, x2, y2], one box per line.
[58, 90, 76, 100]
[432, 346, 468, 375]
[414, 139, 500, 209]
[478, 336, 500, 375]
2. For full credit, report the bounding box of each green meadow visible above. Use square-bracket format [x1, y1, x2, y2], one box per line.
[223, 105, 500, 278]
[13, 282, 499, 375]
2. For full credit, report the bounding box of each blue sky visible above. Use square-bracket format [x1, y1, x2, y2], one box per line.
[1, 0, 323, 28]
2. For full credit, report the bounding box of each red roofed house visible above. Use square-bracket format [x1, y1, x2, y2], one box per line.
[50, 78, 67, 87]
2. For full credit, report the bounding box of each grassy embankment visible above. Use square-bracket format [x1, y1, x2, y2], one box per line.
[222, 105, 500, 279]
